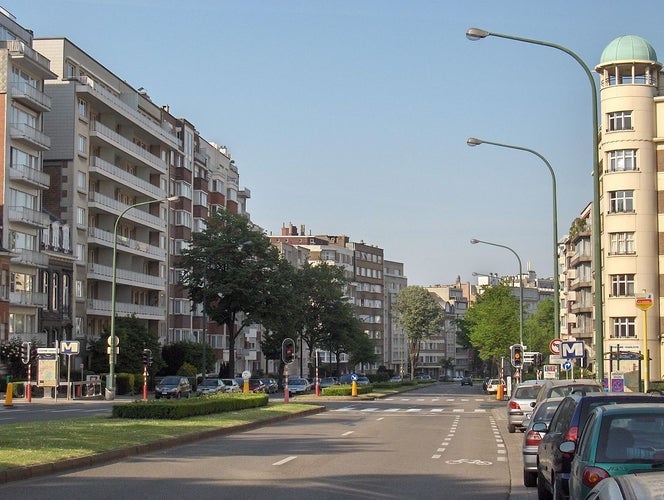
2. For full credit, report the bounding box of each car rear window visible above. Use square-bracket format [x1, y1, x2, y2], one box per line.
[514, 386, 541, 399]
[549, 384, 601, 398]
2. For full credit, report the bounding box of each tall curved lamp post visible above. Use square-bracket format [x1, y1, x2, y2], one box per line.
[466, 27, 604, 381]
[108, 195, 179, 400]
[470, 238, 524, 348]
[467, 137, 560, 340]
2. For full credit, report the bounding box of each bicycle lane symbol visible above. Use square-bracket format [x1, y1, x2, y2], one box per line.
[445, 458, 492, 466]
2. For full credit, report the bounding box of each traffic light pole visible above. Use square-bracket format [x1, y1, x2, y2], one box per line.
[284, 364, 289, 404]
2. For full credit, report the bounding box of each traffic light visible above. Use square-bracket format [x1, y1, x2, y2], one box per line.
[511, 344, 523, 367]
[281, 338, 295, 364]
[20, 341, 31, 364]
[142, 348, 152, 366]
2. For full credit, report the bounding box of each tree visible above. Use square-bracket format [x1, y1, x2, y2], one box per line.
[179, 208, 283, 377]
[523, 299, 555, 355]
[461, 283, 519, 372]
[161, 341, 216, 376]
[393, 286, 443, 380]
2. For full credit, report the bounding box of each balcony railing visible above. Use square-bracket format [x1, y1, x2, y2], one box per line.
[7, 206, 50, 228]
[87, 191, 166, 231]
[10, 81, 52, 112]
[89, 156, 165, 198]
[87, 299, 165, 320]
[9, 161, 50, 188]
[10, 291, 47, 307]
[77, 77, 178, 148]
[89, 121, 167, 174]
[87, 262, 165, 289]
[88, 227, 166, 259]
[11, 249, 49, 267]
[2, 40, 55, 78]
[9, 122, 50, 150]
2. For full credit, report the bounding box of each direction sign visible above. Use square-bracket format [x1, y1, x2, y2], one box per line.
[561, 341, 584, 359]
[60, 340, 80, 355]
[549, 338, 562, 355]
[562, 360, 572, 371]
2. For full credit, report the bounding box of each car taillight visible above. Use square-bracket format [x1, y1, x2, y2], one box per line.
[525, 431, 542, 447]
[509, 401, 521, 410]
[582, 466, 610, 488]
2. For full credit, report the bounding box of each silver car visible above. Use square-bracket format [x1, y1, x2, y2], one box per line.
[507, 383, 543, 433]
[522, 397, 564, 487]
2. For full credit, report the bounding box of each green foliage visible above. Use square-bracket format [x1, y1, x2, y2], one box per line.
[111, 393, 269, 419]
[394, 286, 444, 380]
[462, 283, 520, 362]
[116, 373, 136, 395]
[177, 362, 197, 377]
[161, 341, 217, 376]
[0, 338, 40, 380]
[321, 384, 374, 396]
[523, 299, 555, 354]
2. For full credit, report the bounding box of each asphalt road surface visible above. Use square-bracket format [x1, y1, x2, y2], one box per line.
[0, 384, 537, 499]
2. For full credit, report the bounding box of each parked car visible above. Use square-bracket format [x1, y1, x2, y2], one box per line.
[461, 376, 473, 386]
[320, 377, 339, 388]
[155, 376, 192, 399]
[221, 378, 241, 393]
[389, 375, 403, 383]
[533, 379, 603, 406]
[248, 379, 266, 393]
[522, 397, 564, 488]
[536, 392, 664, 500]
[287, 378, 312, 396]
[196, 378, 225, 395]
[563, 403, 664, 499]
[415, 374, 433, 381]
[357, 376, 371, 386]
[264, 378, 279, 393]
[585, 470, 664, 499]
[507, 382, 543, 433]
[485, 378, 501, 394]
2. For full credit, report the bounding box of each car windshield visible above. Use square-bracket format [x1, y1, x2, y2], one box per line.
[201, 380, 218, 386]
[161, 376, 180, 385]
[290, 379, 306, 385]
[514, 386, 540, 399]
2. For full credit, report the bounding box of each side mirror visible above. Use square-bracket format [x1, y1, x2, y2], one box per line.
[559, 441, 576, 454]
[532, 422, 548, 433]
[530, 401, 536, 408]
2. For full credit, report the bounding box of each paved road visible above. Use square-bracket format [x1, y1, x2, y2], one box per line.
[0, 384, 537, 499]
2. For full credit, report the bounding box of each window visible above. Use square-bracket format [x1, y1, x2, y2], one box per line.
[609, 190, 634, 213]
[610, 232, 635, 255]
[78, 98, 88, 119]
[76, 280, 83, 299]
[77, 171, 86, 191]
[612, 317, 635, 338]
[608, 150, 636, 171]
[76, 243, 85, 261]
[76, 207, 86, 226]
[77, 134, 87, 155]
[611, 274, 635, 296]
[608, 111, 632, 131]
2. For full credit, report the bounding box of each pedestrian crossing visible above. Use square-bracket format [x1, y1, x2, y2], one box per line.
[332, 406, 487, 414]
[330, 397, 490, 414]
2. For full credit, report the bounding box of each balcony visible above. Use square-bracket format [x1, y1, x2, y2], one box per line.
[89, 121, 167, 174]
[10, 81, 52, 112]
[7, 206, 50, 228]
[10, 291, 47, 307]
[570, 253, 592, 267]
[2, 40, 56, 79]
[9, 123, 50, 150]
[89, 156, 165, 198]
[11, 249, 49, 268]
[9, 161, 50, 189]
[87, 191, 166, 231]
[87, 298, 165, 321]
[87, 262, 165, 289]
[88, 227, 166, 259]
[76, 77, 178, 148]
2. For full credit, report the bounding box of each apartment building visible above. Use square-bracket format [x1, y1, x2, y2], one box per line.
[384, 260, 407, 375]
[1, 11, 57, 345]
[594, 35, 663, 380]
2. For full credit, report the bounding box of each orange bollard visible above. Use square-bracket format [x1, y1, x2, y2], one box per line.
[496, 383, 504, 401]
[352, 381, 358, 397]
[4, 382, 13, 407]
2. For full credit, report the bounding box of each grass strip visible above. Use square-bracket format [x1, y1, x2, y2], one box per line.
[0, 403, 317, 471]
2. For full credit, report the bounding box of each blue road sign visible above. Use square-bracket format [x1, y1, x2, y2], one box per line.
[562, 360, 572, 371]
[351, 373, 358, 382]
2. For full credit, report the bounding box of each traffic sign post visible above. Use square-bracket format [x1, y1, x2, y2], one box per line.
[549, 338, 562, 355]
[635, 291, 654, 392]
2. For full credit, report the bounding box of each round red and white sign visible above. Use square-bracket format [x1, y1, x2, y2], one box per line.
[549, 338, 562, 355]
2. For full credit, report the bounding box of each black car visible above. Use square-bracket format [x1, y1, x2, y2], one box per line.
[535, 391, 664, 500]
[461, 376, 473, 386]
[155, 376, 192, 399]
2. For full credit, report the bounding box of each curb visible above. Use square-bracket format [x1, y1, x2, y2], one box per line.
[0, 405, 325, 485]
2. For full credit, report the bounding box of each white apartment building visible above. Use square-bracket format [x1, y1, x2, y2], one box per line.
[384, 260, 407, 375]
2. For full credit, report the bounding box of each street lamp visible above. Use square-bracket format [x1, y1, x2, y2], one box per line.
[467, 137, 560, 340]
[466, 27, 604, 380]
[470, 238, 524, 347]
[107, 195, 179, 400]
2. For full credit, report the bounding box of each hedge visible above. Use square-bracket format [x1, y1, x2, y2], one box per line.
[321, 384, 374, 396]
[111, 393, 268, 419]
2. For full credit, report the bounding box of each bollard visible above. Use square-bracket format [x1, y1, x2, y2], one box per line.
[4, 382, 13, 407]
[496, 383, 504, 401]
[351, 381, 358, 397]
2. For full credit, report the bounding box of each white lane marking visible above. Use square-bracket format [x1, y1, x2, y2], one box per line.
[376, 417, 384, 421]
[361, 408, 378, 412]
[453, 409, 464, 412]
[474, 409, 486, 413]
[406, 408, 421, 412]
[437, 448, 446, 452]
[384, 408, 400, 412]
[497, 456, 507, 462]
[272, 456, 297, 466]
[431, 408, 443, 413]
[432, 454, 441, 459]
[341, 431, 354, 436]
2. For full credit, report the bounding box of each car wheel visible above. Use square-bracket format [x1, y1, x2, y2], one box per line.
[524, 470, 537, 488]
[508, 423, 516, 433]
[537, 469, 553, 500]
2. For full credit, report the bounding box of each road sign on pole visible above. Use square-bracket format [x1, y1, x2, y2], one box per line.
[549, 338, 562, 355]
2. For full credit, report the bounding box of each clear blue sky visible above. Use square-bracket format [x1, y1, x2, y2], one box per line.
[7, 0, 662, 285]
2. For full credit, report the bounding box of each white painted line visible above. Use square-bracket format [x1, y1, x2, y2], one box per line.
[461, 398, 469, 402]
[430, 408, 443, 413]
[447, 398, 455, 402]
[497, 457, 507, 462]
[453, 409, 464, 413]
[272, 456, 297, 466]
[376, 417, 384, 421]
[406, 408, 421, 412]
[384, 408, 400, 412]
[497, 449, 506, 454]
[437, 448, 446, 452]
[341, 431, 354, 436]
[432, 454, 441, 459]
[361, 408, 378, 412]
[497, 443, 505, 448]
[432, 398, 440, 401]
[474, 409, 486, 413]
